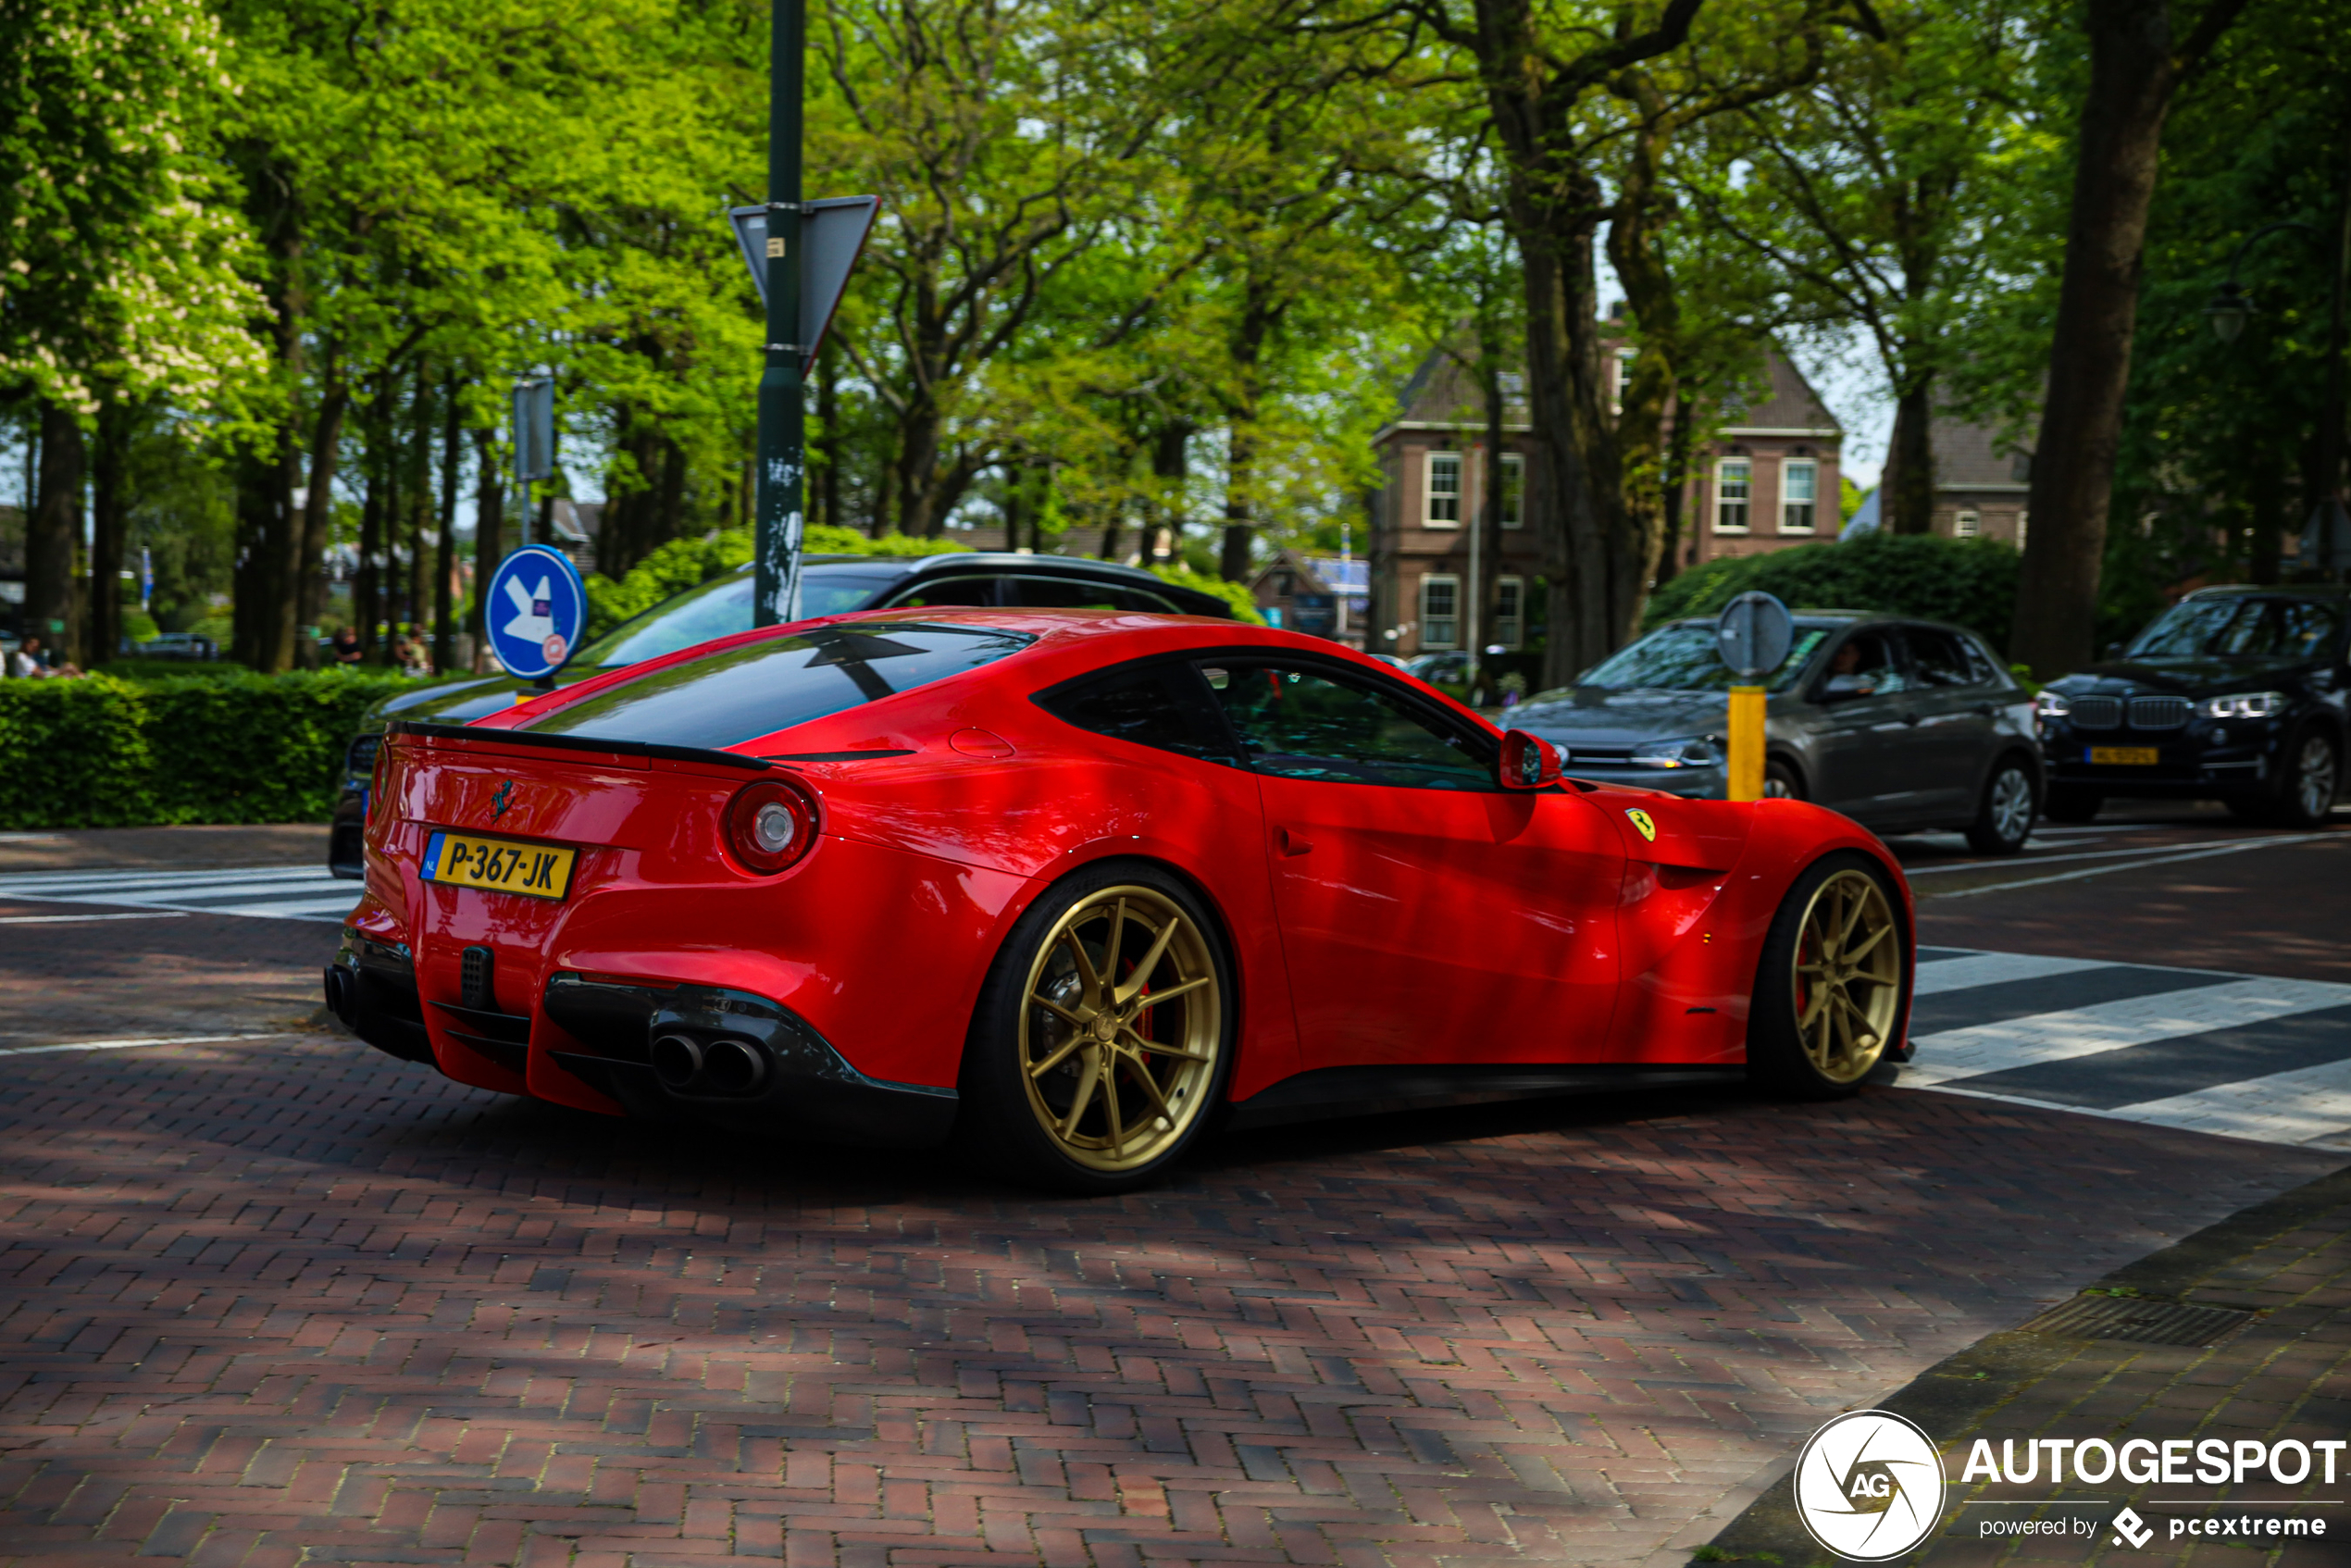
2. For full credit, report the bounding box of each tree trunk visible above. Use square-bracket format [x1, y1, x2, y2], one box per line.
[356, 428, 383, 659]
[295, 355, 351, 668]
[2010, 0, 2244, 677]
[435, 369, 462, 674]
[894, 400, 944, 537]
[89, 401, 134, 666]
[470, 429, 504, 670]
[1884, 372, 1937, 534]
[1221, 422, 1257, 581]
[28, 402, 83, 663]
[405, 374, 432, 659]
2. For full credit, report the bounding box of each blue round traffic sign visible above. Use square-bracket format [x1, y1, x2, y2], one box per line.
[484, 544, 587, 680]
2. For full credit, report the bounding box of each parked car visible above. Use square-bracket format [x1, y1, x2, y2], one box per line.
[327, 553, 1235, 876]
[330, 605, 1916, 1191]
[136, 631, 218, 661]
[1504, 613, 2044, 854]
[2034, 584, 2345, 828]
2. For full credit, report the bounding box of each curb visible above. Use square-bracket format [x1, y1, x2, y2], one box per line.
[1689, 1161, 2351, 1566]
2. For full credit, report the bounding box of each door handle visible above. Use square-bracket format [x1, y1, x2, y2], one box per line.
[1278, 827, 1313, 857]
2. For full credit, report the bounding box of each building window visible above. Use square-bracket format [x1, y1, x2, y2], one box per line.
[1781, 460, 1817, 533]
[1425, 453, 1462, 528]
[1494, 577, 1524, 649]
[1611, 351, 1636, 414]
[1499, 454, 1524, 529]
[1954, 508, 1981, 538]
[1715, 458, 1751, 534]
[2016, 509, 2029, 549]
[1420, 575, 1460, 649]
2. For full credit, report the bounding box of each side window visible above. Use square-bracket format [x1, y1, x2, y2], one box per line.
[885, 575, 1001, 609]
[1200, 661, 1495, 790]
[1013, 576, 1123, 610]
[1905, 628, 1981, 688]
[1035, 664, 1237, 765]
[1820, 629, 1912, 697]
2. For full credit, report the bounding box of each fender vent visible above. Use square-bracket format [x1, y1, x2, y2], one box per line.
[2020, 1294, 2249, 1347]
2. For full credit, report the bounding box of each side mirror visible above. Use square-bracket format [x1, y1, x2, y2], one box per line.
[1499, 729, 1564, 790]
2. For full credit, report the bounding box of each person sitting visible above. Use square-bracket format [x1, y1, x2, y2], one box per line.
[330, 627, 365, 666]
[10, 635, 52, 678]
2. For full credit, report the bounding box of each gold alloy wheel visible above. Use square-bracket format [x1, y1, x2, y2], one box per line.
[1791, 869, 1902, 1084]
[1018, 885, 1222, 1173]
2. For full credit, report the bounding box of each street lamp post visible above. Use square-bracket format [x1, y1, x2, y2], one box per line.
[2205, 159, 2351, 577]
[753, 0, 806, 628]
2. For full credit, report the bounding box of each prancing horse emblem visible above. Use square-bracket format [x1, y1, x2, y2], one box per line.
[491, 779, 516, 820]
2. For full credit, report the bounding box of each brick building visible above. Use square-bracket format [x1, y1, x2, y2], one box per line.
[1367, 342, 1845, 657]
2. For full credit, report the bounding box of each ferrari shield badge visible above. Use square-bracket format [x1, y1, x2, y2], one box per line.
[1625, 808, 1658, 842]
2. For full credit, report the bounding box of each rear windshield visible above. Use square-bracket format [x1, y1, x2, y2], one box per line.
[518, 624, 1034, 749]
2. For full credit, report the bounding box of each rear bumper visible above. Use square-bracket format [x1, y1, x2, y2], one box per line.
[323, 939, 958, 1148]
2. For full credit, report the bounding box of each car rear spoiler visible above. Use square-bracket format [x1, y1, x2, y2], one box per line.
[386, 720, 772, 772]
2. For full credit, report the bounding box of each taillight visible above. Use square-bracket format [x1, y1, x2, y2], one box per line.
[725, 778, 818, 873]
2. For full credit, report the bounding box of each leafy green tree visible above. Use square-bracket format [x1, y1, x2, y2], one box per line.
[1692, 0, 2034, 536]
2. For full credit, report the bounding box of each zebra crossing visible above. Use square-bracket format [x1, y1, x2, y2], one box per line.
[0, 864, 360, 922]
[4, 865, 2345, 1151]
[1906, 946, 2351, 1151]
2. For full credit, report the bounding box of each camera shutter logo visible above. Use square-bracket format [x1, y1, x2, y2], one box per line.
[1792, 1410, 1946, 1561]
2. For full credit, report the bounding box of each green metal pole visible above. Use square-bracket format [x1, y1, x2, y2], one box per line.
[754, 0, 805, 627]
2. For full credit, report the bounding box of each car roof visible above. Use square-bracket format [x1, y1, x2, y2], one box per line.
[2181, 583, 2351, 602]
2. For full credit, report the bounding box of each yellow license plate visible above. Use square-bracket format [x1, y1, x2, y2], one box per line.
[420, 830, 577, 900]
[2088, 746, 2159, 765]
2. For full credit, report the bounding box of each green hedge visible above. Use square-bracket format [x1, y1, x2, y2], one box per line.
[0, 669, 414, 829]
[1643, 533, 2022, 648]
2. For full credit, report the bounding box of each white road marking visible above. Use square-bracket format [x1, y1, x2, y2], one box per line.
[2107, 1058, 2351, 1147]
[1903, 978, 2351, 1088]
[0, 912, 190, 925]
[0, 864, 355, 922]
[1903, 836, 2289, 877]
[1, 1033, 296, 1056]
[1913, 952, 2119, 995]
[1927, 832, 2342, 900]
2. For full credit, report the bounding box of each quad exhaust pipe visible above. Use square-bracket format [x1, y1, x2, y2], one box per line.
[650, 1033, 769, 1096]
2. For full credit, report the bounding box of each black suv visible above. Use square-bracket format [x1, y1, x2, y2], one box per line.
[326, 552, 1233, 876]
[2034, 585, 2346, 828]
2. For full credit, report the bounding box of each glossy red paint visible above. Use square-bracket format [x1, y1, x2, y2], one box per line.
[353, 608, 1914, 1133]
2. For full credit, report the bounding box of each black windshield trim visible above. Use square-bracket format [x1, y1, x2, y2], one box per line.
[388, 719, 772, 771]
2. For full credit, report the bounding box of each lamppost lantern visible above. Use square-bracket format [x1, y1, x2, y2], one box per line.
[2207, 281, 2254, 344]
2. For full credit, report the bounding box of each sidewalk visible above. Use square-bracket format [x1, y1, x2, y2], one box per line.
[1696, 1164, 2351, 1566]
[0, 822, 326, 875]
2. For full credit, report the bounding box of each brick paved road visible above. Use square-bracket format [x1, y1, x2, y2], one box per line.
[0, 1028, 2336, 1568]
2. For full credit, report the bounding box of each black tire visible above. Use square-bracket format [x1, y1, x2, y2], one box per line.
[956, 860, 1236, 1195]
[2255, 723, 2341, 829]
[1763, 757, 1806, 801]
[1963, 755, 2038, 856]
[2041, 787, 2102, 823]
[1748, 851, 1909, 1100]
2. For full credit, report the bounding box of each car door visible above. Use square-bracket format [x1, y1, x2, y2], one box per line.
[1897, 625, 2002, 819]
[1200, 656, 1624, 1069]
[1804, 626, 1935, 825]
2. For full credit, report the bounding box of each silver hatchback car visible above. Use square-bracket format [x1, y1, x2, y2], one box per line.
[1504, 613, 2044, 853]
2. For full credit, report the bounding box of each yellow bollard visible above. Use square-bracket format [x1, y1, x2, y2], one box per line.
[1726, 684, 1766, 802]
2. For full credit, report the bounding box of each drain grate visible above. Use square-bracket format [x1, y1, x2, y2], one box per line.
[2021, 1294, 2250, 1347]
